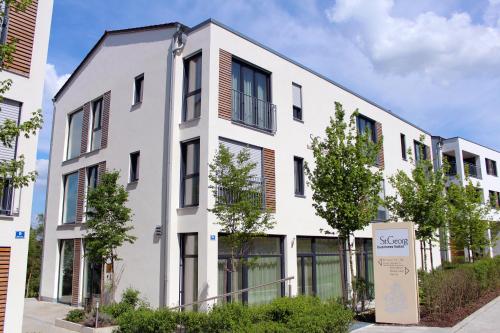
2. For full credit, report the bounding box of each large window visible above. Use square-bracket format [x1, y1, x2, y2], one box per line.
[183, 53, 202, 121]
[296, 237, 344, 300]
[90, 98, 102, 151]
[486, 158, 498, 176]
[355, 238, 374, 299]
[356, 115, 376, 143]
[294, 156, 304, 196]
[58, 239, 74, 304]
[292, 83, 302, 121]
[181, 140, 200, 207]
[62, 172, 79, 224]
[66, 110, 83, 159]
[218, 236, 284, 305]
[180, 234, 198, 310]
[82, 246, 102, 307]
[489, 191, 500, 208]
[231, 60, 273, 131]
[414, 141, 428, 162]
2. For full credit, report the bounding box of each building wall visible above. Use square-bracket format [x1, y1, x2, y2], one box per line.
[0, 1, 53, 332]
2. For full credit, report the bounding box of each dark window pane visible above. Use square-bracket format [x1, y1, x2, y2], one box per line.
[184, 54, 202, 121]
[400, 134, 406, 160]
[134, 75, 144, 104]
[62, 172, 78, 223]
[91, 99, 102, 151]
[130, 152, 140, 182]
[181, 140, 200, 207]
[315, 238, 339, 254]
[58, 239, 74, 304]
[67, 110, 83, 159]
[297, 238, 312, 254]
[294, 157, 304, 195]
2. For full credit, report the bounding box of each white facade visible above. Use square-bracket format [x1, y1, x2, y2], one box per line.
[40, 19, 445, 310]
[0, 1, 53, 332]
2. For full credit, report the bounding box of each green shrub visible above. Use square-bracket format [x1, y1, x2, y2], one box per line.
[175, 310, 209, 333]
[121, 288, 141, 307]
[82, 311, 115, 328]
[65, 309, 86, 323]
[117, 308, 176, 333]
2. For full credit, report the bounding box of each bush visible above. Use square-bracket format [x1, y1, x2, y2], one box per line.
[117, 308, 176, 333]
[82, 311, 115, 328]
[175, 311, 209, 333]
[121, 288, 141, 307]
[420, 257, 500, 319]
[65, 309, 85, 323]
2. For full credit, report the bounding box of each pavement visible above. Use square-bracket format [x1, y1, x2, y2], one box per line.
[22, 298, 73, 333]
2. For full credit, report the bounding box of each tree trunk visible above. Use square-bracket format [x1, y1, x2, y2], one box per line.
[347, 237, 357, 312]
[428, 240, 434, 271]
[25, 272, 31, 297]
[420, 240, 424, 270]
[423, 240, 428, 271]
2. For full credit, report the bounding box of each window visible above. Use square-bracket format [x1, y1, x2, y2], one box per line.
[180, 234, 198, 310]
[66, 110, 83, 159]
[183, 53, 202, 121]
[356, 115, 376, 142]
[355, 238, 374, 299]
[85, 165, 98, 214]
[296, 237, 344, 300]
[181, 140, 200, 207]
[129, 152, 140, 182]
[82, 244, 102, 306]
[134, 74, 144, 104]
[58, 239, 74, 304]
[0, 3, 9, 45]
[62, 172, 79, 224]
[486, 158, 498, 176]
[0, 178, 13, 215]
[218, 235, 284, 305]
[294, 156, 304, 196]
[90, 98, 102, 151]
[414, 141, 428, 162]
[489, 191, 500, 208]
[400, 134, 407, 160]
[292, 83, 302, 120]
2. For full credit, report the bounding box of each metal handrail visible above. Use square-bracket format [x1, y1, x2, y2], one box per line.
[170, 276, 294, 311]
[232, 89, 277, 133]
[215, 177, 266, 208]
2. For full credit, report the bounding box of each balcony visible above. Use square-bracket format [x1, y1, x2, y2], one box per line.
[232, 90, 276, 134]
[463, 161, 481, 179]
[0, 181, 13, 216]
[215, 177, 266, 208]
[446, 161, 457, 176]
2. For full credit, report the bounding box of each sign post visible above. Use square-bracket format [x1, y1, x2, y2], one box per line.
[372, 222, 419, 324]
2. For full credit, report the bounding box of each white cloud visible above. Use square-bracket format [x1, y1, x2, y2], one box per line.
[326, 0, 500, 79]
[35, 158, 49, 188]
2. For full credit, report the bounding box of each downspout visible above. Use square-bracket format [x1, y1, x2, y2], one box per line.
[160, 24, 186, 307]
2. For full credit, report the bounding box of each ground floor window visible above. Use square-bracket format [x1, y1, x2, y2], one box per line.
[218, 235, 284, 305]
[355, 238, 374, 299]
[82, 249, 102, 308]
[180, 234, 198, 310]
[296, 237, 344, 300]
[58, 239, 74, 304]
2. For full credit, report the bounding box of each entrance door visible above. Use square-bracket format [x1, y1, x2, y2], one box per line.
[0, 247, 11, 333]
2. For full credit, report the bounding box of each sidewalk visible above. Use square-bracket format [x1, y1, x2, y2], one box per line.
[22, 298, 73, 333]
[352, 296, 500, 333]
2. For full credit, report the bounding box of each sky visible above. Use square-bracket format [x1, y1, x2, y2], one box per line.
[32, 0, 500, 222]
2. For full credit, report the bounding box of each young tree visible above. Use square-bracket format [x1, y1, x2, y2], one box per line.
[447, 179, 490, 262]
[305, 102, 382, 309]
[208, 144, 275, 290]
[385, 141, 448, 270]
[25, 213, 44, 297]
[0, 0, 43, 192]
[85, 171, 136, 302]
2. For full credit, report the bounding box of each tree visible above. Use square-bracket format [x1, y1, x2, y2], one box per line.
[385, 140, 448, 270]
[25, 213, 44, 297]
[208, 144, 275, 290]
[0, 0, 43, 192]
[85, 171, 136, 303]
[305, 102, 382, 309]
[447, 179, 490, 262]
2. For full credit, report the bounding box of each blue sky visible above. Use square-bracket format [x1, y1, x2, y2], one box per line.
[32, 0, 500, 222]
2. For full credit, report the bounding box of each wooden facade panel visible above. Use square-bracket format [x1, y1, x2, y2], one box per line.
[75, 168, 86, 223]
[375, 122, 385, 169]
[218, 49, 232, 120]
[71, 239, 81, 306]
[263, 148, 276, 212]
[0, 247, 10, 333]
[101, 91, 111, 149]
[81, 102, 90, 154]
[5, 0, 38, 76]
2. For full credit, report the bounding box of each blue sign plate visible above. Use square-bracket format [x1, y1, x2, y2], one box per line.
[15, 231, 25, 239]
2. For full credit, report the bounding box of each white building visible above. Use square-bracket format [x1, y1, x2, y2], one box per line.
[432, 136, 500, 260]
[0, 1, 53, 332]
[40, 19, 445, 310]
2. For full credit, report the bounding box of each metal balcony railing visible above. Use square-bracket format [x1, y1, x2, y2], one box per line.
[215, 177, 266, 208]
[0, 181, 13, 216]
[232, 90, 277, 133]
[463, 162, 481, 179]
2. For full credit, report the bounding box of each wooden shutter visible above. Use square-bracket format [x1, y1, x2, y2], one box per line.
[101, 91, 111, 149]
[5, 0, 38, 76]
[75, 168, 85, 223]
[0, 99, 21, 161]
[71, 239, 81, 306]
[375, 122, 384, 169]
[0, 247, 11, 333]
[81, 102, 90, 154]
[263, 148, 276, 212]
[218, 49, 232, 120]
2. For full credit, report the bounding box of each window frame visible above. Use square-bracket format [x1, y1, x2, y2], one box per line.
[292, 83, 303, 121]
[486, 158, 498, 177]
[413, 140, 428, 162]
[85, 165, 99, 215]
[294, 156, 305, 196]
[66, 109, 83, 160]
[133, 74, 144, 105]
[90, 98, 103, 151]
[356, 114, 377, 143]
[180, 139, 200, 208]
[129, 151, 140, 183]
[179, 233, 198, 310]
[400, 133, 407, 160]
[62, 171, 79, 224]
[182, 52, 202, 122]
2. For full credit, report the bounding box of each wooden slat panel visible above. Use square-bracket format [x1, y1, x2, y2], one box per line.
[75, 169, 86, 223]
[101, 91, 111, 149]
[0, 247, 10, 333]
[71, 239, 81, 306]
[263, 148, 276, 212]
[5, 0, 39, 76]
[81, 103, 90, 154]
[218, 49, 232, 120]
[375, 122, 385, 169]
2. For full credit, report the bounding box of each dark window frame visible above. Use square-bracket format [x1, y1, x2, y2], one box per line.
[294, 156, 304, 196]
[292, 83, 303, 121]
[66, 109, 83, 160]
[486, 158, 498, 177]
[62, 171, 79, 224]
[180, 139, 200, 207]
[413, 140, 428, 162]
[134, 74, 144, 105]
[90, 98, 103, 151]
[179, 233, 198, 310]
[400, 133, 407, 160]
[182, 52, 202, 122]
[85, 165, 99, 214]
[356, 114, 377, 143]
[129, 151, 140, 183]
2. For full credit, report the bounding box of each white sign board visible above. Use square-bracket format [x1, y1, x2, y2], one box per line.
[375, 228, 410, 257]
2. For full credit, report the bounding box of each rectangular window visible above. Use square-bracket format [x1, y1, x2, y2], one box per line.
[292, 83, 302, 121]
[85, 165, 98, 215]
[180, 234, 198, 310]
[183, 53, 202, 121]
[294, 156, 304, 196]
[66, 110, 83, 159]
[489, 191, 500, 208]
[181, 140, 200, 207]
[356, 115, 376, 142]
[90, 98, 102, 151]
[400, 134, 407, 160]
[58, 239, 74, 304]
[486, 158, 498, 176]
[62, 172, 79, 224]
[355, 238, 374, 299]
[414, 141, 428, 162]
[129, 152, 140, 182]
[0, 178, 13, 215]
[82, 243, 102, 306]
[134, 74, 144, 104]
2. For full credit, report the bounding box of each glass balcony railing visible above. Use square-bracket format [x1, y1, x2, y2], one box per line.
[232, 90, 277, 133]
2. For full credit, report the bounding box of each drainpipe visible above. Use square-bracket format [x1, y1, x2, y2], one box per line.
[160, 24, 186, 307]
